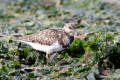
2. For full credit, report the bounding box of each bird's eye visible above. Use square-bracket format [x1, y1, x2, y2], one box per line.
[69, 27, 72, 29]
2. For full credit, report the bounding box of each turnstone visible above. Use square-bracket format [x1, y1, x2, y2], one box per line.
[16, 23, 76, 59]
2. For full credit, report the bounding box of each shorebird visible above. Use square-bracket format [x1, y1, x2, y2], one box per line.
[16, 23, 76, 59]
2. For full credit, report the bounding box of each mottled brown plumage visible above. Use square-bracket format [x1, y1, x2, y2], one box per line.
[17, 23, 76, 59]
[18, 28, 73, 48]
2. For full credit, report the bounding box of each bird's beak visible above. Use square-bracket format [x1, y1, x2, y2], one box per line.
[74, 30, 82, 39]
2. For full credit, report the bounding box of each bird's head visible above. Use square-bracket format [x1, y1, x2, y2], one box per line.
[63, 23, 76, 36]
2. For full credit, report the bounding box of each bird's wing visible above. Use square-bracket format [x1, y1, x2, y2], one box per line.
[17, 29, 60, 45]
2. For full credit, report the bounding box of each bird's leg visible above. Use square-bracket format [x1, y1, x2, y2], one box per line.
[46, 54, 49, 59]
[46, 53, 53, 59]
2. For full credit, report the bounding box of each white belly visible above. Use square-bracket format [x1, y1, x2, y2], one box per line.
[20, 40, 64, 54]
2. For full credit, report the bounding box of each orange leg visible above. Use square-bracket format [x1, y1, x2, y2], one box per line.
[46, 53, 53, 59]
